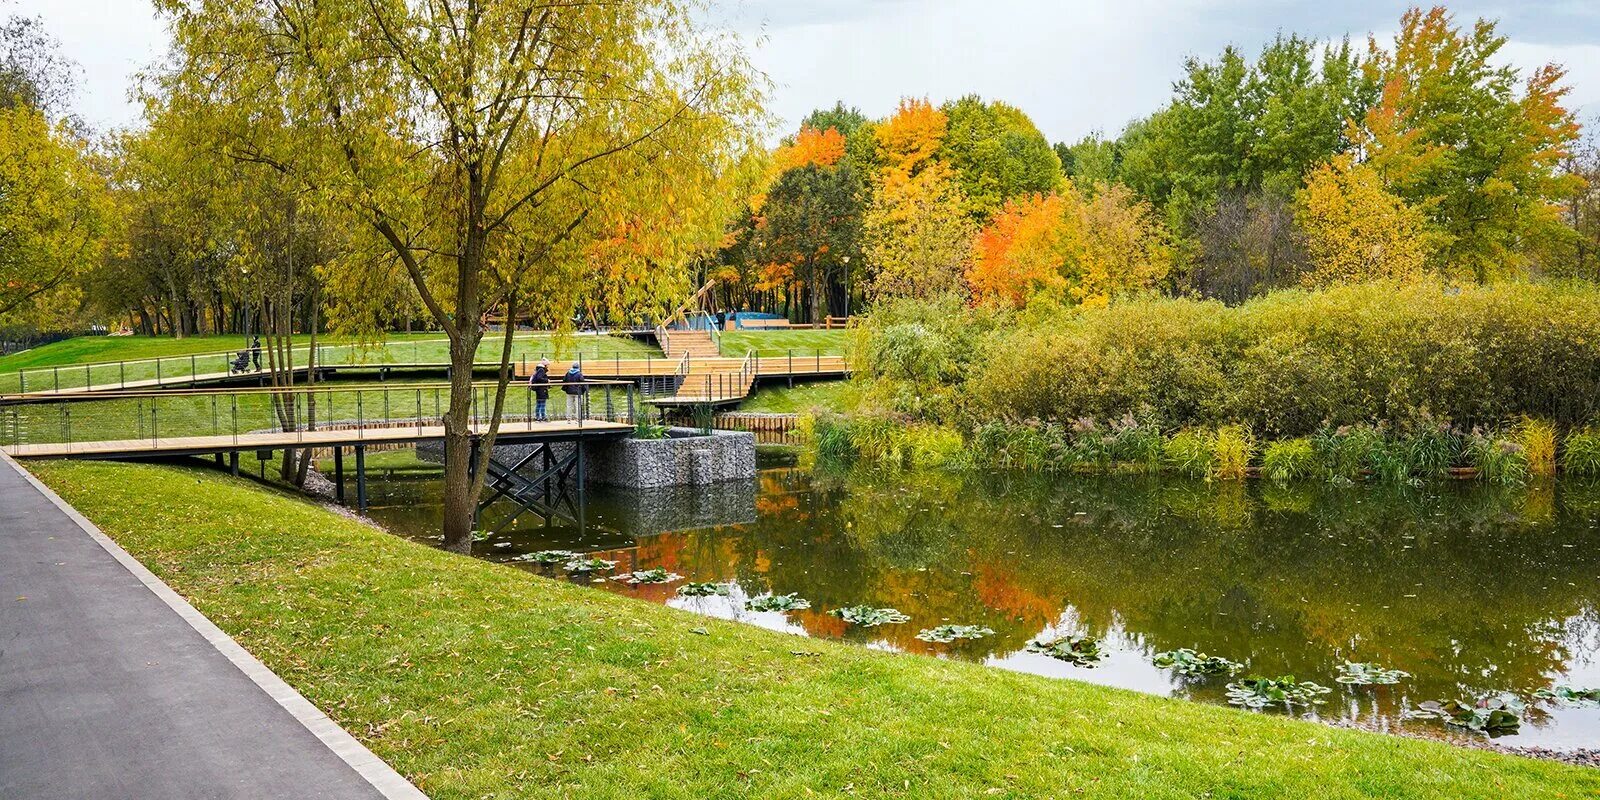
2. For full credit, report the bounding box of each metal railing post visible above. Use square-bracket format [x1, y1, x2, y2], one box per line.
[357, 392, 364, 440]
[231, 395, 238, 445]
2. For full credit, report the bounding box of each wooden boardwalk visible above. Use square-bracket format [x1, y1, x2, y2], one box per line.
[8, 355, 848, 402]
[1, 418, 631, 460]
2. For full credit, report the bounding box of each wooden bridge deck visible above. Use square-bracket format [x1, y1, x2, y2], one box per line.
[6, 355, 849, 401]
[1, 419, 632, 460]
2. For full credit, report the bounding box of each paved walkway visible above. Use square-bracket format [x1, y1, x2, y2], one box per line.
[0, 454, 424, 799]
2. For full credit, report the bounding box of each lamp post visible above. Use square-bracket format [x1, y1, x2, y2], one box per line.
[840, 255, 851, 323]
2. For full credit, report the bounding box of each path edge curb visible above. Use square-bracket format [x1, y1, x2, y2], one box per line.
[2, 454, 429, 800]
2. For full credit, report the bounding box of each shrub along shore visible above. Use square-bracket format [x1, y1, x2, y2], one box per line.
[28, 459, 1600, 799]
[818, 280, 1600, 481]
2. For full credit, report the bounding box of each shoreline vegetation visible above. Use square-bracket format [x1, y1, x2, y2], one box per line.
[27, 458, 1600, 798]
[809, 281, 1600, 484]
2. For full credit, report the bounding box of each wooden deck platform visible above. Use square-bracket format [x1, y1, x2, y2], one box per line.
[1, 419, 632, 460]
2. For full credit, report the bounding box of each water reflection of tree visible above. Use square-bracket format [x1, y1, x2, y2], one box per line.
[628, 467, 1600, 709]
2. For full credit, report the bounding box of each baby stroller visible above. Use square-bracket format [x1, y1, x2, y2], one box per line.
[228, 350, 251, 375]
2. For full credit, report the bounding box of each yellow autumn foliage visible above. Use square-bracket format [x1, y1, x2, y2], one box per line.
[1296, 155, 1432, 286]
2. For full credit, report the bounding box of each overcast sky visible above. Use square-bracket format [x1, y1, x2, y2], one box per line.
[13, 0, 1600, 143]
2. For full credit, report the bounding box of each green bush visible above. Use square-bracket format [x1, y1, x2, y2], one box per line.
[1261, 438, 1314, 481]
[1212, 424, 1255, 480]
[1164, 429, 1215, 477]
[959, 281, 1600, 436]
[1563, 427, 1600, 476]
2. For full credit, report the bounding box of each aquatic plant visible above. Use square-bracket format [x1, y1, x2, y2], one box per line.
[828, 605, 910, 626]
[1519, 418, 1557, 477]
[1211, 424, 1255, 481]
[1224, 676, 1332, 709]
[1562, 428, 1600, 476]
[1025, 635, 1104, 666]
[972, 420, 1070, 472]
[1335, 661, 1410, 686]
[1260, 438, 1314, 482]
[1466, 429, 1528, 486]
[677, 582, 729, 597]
[1400, 422, 1461, 479]
[614, 567, 682, 585]
[1105, 413, 1165, 474]
[564, 557, 617, 573]
[633, 419, 669, 440]
[915, 624, 995, 643]
[1164, 429, 1215, 477]
[1408, 696, 1523, 735]
[518, 549, 574, 566]
[744, 593, 811, 612]
[1153, 648, 1244, 677]
[1311, 424, 1380, 483]
[1534, 686, 1600, 706]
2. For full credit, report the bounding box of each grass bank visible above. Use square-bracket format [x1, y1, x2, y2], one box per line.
[740, 379, 857, 414]
[27, 460, 1598, 799]
[720, 328, 852, 356]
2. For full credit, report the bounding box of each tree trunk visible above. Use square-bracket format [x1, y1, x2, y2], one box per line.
[440, 327, 482, 553]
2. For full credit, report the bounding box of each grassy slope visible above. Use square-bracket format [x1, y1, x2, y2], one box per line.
[720, 329, 853, 356]
[29, 460, 1600, 800]
[740, 379, 858, 414]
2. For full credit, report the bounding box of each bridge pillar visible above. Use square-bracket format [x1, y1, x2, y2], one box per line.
[229, 451, 239, 477]
[355, 445, 368, 513]
[333, 446, 345, 505]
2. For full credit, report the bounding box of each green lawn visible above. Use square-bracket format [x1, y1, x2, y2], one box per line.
[0, 333, 660, 394]
[719, 328, 853, 357]
[740, 379, 858, 414]
[27, 459, 1599, 799]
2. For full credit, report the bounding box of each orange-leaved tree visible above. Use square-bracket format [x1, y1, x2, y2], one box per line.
[966, 193, 1070, 306]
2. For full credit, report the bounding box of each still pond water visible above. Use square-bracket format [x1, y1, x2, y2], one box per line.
[356, 452, 1600, 750]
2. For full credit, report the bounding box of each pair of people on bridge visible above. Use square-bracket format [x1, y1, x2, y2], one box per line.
[526, 359, 587, 423]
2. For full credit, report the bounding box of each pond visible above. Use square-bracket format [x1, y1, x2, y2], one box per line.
[352, 451, 1600, 751]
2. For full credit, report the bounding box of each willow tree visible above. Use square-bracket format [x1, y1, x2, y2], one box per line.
[156, 0, 763, 551]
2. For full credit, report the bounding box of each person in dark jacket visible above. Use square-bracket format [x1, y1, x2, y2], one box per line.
[527, 360, 551, 421]
[249, 335, 262, 371]
[562, 363, 586, 421]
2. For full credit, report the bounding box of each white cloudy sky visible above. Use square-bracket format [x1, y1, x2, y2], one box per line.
[14, 0, 1600, 143]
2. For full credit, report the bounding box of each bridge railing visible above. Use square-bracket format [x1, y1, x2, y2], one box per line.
[0, 379, 639, 454]
[0, 334, 664, 397]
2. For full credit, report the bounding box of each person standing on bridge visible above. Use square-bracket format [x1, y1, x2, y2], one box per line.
[528, 359, 551, 422]
[249, 335, 262, 371]
[562, 362, 587, 422]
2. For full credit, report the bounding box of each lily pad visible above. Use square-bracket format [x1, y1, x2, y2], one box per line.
[564, 557, 617, 573]
[1408, 696, 1522, 735]
[522, 549, 575, 566]
[677, 582, 729, 597]
[915, 624, 995, 643]
[1224, 676, 1332, 709]
[745, 593, 811, 612]
[1335, 661, 1410, 686]
[828, 606, 910, 626]
[1534, 686, 1600, 707]
[614, 568, 682, 585]
[1026, 635, 1104, 666]
[1153, 648, 1243, 677]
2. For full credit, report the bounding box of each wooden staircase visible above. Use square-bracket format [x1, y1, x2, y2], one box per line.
[666, 355, 757, 404]
[658, 328, 720, 360]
